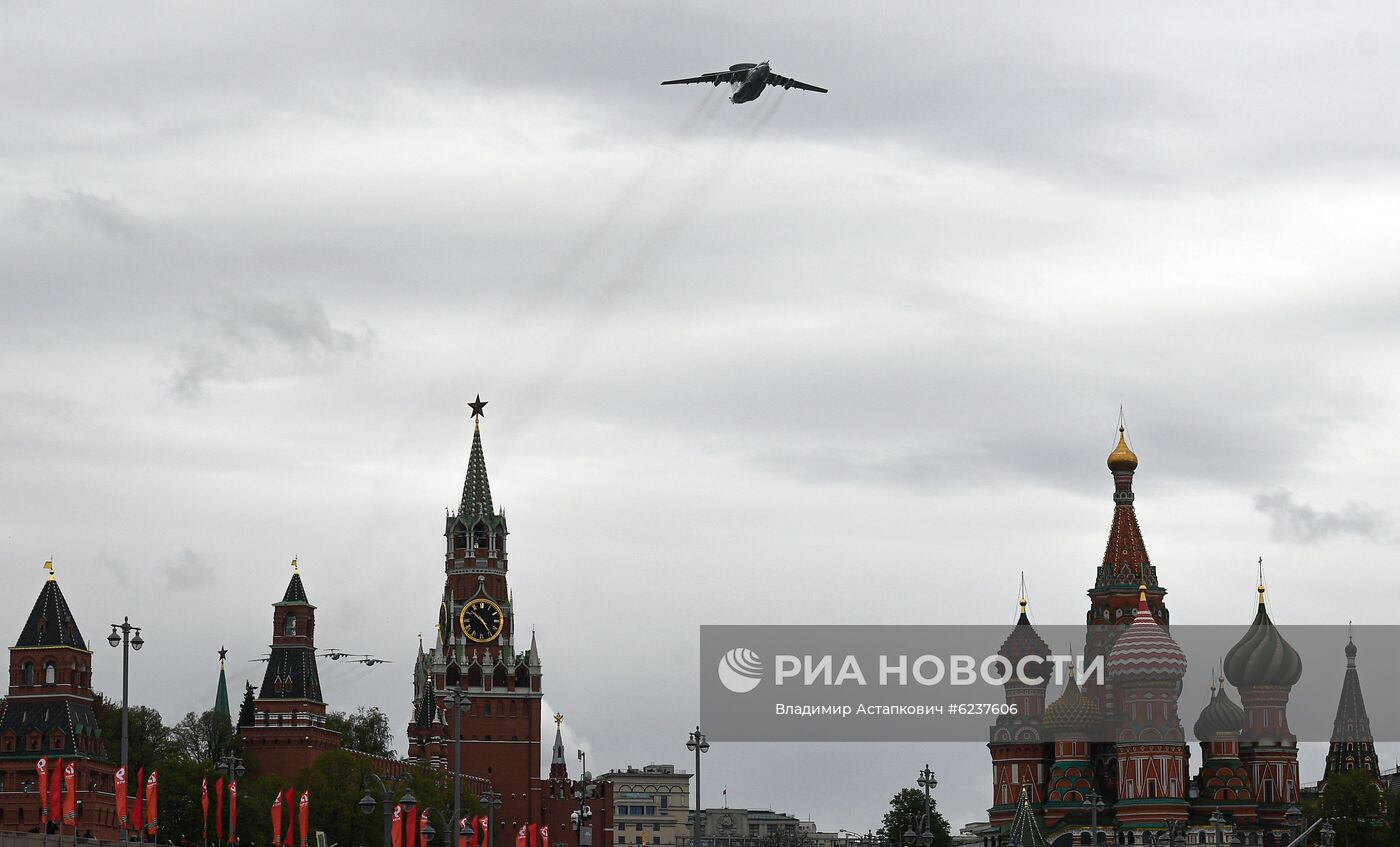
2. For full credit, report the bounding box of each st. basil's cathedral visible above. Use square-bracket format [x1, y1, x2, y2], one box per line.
[983, 430, 1377, 846]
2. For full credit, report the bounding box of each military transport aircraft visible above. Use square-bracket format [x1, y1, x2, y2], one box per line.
[661, 61, 828, 104]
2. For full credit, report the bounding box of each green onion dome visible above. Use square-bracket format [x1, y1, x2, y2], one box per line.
[1192, 683, 1245, 740]
[1043, 677, 1103, 737]
[1223, 586, 1302, 689]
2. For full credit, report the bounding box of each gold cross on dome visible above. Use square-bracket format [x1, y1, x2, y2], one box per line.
[554, 712, 564, 728]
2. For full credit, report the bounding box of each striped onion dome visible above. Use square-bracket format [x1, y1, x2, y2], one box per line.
[1193, 683, 1245, 740]
[1043, 677, 1103, 737]
[1224, 585, 1302, 689]
[1107, 585, 1187, 682]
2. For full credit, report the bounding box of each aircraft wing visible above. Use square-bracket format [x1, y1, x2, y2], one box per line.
[660, 70, 743, 87]
[766, 74, 828, 93]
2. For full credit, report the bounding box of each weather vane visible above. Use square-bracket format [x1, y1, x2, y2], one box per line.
[554, 712, 564, 728]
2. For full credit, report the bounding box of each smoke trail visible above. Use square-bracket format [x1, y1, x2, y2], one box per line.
[501, 89, 726, 332]
[508, 90, 791, 436]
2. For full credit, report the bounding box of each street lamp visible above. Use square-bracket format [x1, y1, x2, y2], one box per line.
[1081, 791, 1106, 847]
[685, 727, 709, 847]
[1285, 805, 1303, 846]
[444, 688, 471, 845]
[902, 765, 938, 847]
[574, 751, 597, 847]
[1318, 821, 1335, 847]
[360, 773, 416, 847]
[1209, 809, 1226, 846]
[480, 790, 503, 847]
[107, 617, 144, 843]
[216, 755, 246, 846]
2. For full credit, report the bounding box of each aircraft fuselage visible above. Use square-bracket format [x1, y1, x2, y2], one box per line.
[731, 63, 770, 103]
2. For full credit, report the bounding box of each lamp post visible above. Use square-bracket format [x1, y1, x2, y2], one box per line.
[480, 790, 503, 847]
[902, 765, 938, 847]
[423, 807, 457, 847]
[107, 617, 144, 843]
[1209, 809, 1226, 846]
[685, 727, 709, 847]
[445, 688, 471, 846]
[360, 773, 415, 847]
[1142, 822, 1186, 846]
[216, 755, 246, 846]
[1082, 791, 1106, 847]
[574, 751, 597, 847]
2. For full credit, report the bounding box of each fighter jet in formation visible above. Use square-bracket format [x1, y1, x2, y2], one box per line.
[661, 61, 828, 104]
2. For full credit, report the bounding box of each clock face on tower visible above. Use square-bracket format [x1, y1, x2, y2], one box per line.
[460, 598, 504, 643]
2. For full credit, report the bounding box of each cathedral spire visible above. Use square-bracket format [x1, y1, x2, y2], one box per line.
[1323, 629, 1378, 781]
[460, 396, 495, 517]
[1096, 421, 1156, 589]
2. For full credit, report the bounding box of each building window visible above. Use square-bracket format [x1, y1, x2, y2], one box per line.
[22, 662, 34, 685]
[284, 612, 297, 636]
[44, 661, 56, 684]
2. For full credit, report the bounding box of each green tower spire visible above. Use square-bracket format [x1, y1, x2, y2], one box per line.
[214, 646, 231, 717]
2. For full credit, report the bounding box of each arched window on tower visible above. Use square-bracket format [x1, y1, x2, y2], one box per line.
[474, 523, 489, 551]
[455, 529, 468, 551]
[22, 662, 34, 686]
[284, 612, 297, 636]
[44, 661, 56, 684]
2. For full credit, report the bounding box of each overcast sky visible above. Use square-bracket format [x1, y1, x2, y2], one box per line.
[4, 1, 1400, 834]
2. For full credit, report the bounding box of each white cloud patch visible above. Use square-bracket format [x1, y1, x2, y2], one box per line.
[161, 548, 219, 591]
[1253, 489, 1387, 544]
[167, 294, 374, 402]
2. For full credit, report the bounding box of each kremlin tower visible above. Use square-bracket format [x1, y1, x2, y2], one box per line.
[1321, 631, 1379, 784]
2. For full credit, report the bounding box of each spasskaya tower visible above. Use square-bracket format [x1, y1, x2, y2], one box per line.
[408, 396, 543, 833]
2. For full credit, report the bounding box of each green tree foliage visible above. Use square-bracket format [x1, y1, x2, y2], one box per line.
[172, 709, 240, 765]
[878, 787, 951, 847]
[94, 694, 175, 766]
[326, 706, 397, 757]
[1320, 769, 1395, 847]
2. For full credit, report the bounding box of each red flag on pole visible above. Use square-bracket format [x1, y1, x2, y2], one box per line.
[114, 765, 127, 829]
[478, 816, 490, 847]
[458, 817, 473, 847]
[145, 769, 159, 837]
[202, 777, 210, 843]
[540, 826, 549, 846]
[133, 766, 145, 836]
[62, 762, 77, 825]
[391, 805, 404, 847]
[528, 823, 540, 847]
[515, 824, 527, 847]
[215, 777, 224, 843]
[405, 802, 418, 847]
[36, 759, 49, 823]
[49, 757, 63, 825]
[285, 787, 297, 847]
[272, 792, 284, 846]
[228, 780, 238, 844]
[299, 790, 310, 847]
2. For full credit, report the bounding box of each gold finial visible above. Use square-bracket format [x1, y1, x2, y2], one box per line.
[554, 712, 564, 729]
[291, 556, 299, 573]
[43, 559, 55, 581]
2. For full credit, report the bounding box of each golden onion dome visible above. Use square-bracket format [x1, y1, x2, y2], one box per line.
[1107, 426, 1138, 472]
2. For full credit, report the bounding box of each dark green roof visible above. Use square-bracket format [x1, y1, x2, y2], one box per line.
[16, 578, 87, 651]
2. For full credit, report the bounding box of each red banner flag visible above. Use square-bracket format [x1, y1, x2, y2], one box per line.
[299, 790, 311, 847]
[36, 759, 49, 821]
[540, 826, 549, 846]
[215, 777, 224, 843]
[133, 766, 145, 836]
[405, 802, 418, 847]
[145, 769, 159, 836]
[515, 824, 527, 847]
[285, 787, 297, 847]
[528, 823, 540, 847]
[458, 816, 473, 847]
[272, 792, 284, 846]
[202, 777, 210, 842]
[62, 763, 77, 825]
[114, 765, 127, 828]
[391, 805, 404, 847]
[478, 816, 490, 847]
[228, 780, 238, 844]
[49, 757, 63, 825]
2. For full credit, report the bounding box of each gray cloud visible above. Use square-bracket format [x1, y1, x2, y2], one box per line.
[167, 294, 374, 401]
[1253, 489, 1386, 544]
[14, 190, 145, 242]
[161, 548, 219, 591]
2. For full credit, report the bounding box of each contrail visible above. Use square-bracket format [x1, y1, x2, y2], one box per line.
[509, 91, 791, 437]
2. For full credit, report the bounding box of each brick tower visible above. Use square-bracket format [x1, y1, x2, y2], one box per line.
[408, 398, 543, 837]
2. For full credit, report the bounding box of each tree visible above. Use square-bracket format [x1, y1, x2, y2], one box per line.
[94, 694, 175, 767]
[171, 709, 239, 765]
[878, 788, 951, 847]
[326, 706, 397, 757]
[1320, 769, 1395, 847]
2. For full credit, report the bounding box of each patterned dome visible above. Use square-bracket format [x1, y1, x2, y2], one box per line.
[1107, 586, 1187, 682]
[1192, 684, 1245, 740]
[1223, 587, 1302, 689]
[999, 600, 1050, 683]
[1043, 677, 1103, 737]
